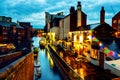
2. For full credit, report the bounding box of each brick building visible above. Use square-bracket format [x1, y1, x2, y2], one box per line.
[59, 1, 87, 40]
[0, 21, 24, 44]
[112, 11, 120, 38]
[18, 22, 33, 49]
[0, 16, 33, 50]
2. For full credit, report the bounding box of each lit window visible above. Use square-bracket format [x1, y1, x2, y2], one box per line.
[18, 33, 21, 35]
[3, 27, 5, 30]
[118, 19, 120, 23]
[91, 50, 99, 60]
[113, 20, 116, 23]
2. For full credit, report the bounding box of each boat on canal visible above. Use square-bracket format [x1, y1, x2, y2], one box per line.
[39, 37, 46, 49]
[34, 60, 41, 80]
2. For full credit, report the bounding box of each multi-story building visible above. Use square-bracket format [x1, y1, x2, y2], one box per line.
[70, 1, 87, 31]
[112, 11, 120, 38]
[18, 22, 33, 40]
[44, 12, 64, 32]
[0, 16, 12, 22]
[18, 22, 33, 49]
[59, 1, 87, 40]
[0, 21, 24, 44]
[59, 19, 64, 40]
[0, 16, 33, 50]
[0, 16, 12, 43]
[44, 12, 64, 41]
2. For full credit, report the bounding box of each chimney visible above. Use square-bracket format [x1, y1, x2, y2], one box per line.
[70, 6, 75, 14]
[17, 20, 19, 25]
[100, 6, 105, 24]
[77, 1, 81, 11]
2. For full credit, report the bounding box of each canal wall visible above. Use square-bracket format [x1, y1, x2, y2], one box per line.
[47, 45, 82, 80]
[0, 52, 34, 80]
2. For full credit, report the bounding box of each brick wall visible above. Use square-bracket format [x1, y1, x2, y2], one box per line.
[0, 52, 34, 80]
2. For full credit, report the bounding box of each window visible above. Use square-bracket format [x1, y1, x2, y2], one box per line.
[91, 50, 99, 60]
[118, 19, 120, 23]
[113, 20, 116, 24]
[2, 27, 5, 30]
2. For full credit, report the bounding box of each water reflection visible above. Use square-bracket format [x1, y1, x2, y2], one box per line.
[38, 49, 62, 80]
[32, 37, 62, 80]
[46, 51, 54, 68]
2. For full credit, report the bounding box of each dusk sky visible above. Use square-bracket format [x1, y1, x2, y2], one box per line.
[0, 0, 120, 29]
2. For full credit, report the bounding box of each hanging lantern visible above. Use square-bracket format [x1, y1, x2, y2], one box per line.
[104, 48, 110, 54]
[94, 38, 99, 42]
[92, 35, 94, 39]
[100, 45, 104, 49]
[113, 51, 119, 59]
[99, 42, 102, 46]
[109, 51, 114, 56]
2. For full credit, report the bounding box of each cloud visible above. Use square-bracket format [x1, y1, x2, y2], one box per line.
[106, 12, 114, 17]
[0, 0, 120, 28]
[82, 0, 120, 11]
[3, 0, 46, 7]
[105, 18, 112, 25]
[45, 1, 68, 12]
[4, 0, 25, 7]
[20, 12, 45, 28]
[87, 19, 99, 24]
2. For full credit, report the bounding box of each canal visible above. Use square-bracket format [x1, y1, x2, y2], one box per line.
[32, 37, 63, 80]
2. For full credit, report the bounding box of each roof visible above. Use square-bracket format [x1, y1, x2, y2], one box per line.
[93, 23, 116, 39]
[50, 18, 63, 28]
[94, 23, 115, 31]
[77, 23, 100, 31]
[18, 22, 32, 28]
[87, 23, 100, 30]
[112, 11, 120, 19]
[0, 21, 23, 28]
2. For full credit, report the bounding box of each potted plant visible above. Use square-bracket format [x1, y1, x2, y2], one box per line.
[33, 47, 39, 58]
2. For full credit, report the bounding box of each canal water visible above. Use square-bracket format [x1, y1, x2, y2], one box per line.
[32, 37, 63, 80]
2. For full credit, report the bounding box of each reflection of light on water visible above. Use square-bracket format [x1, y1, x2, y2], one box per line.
[47, 51, 54, 68]
[49, 58, 54, 68]
[40, 49, 45, 54]
[47, 52, 50, 60]
[32, 37, 41, 47]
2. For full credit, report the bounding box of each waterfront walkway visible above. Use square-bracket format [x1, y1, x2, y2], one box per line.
[55, 45, 119, 80]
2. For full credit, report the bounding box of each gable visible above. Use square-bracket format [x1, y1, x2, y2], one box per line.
[93, 23, 116, 39]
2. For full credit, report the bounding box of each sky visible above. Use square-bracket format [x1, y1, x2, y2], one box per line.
[0, 0, 120, 29]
